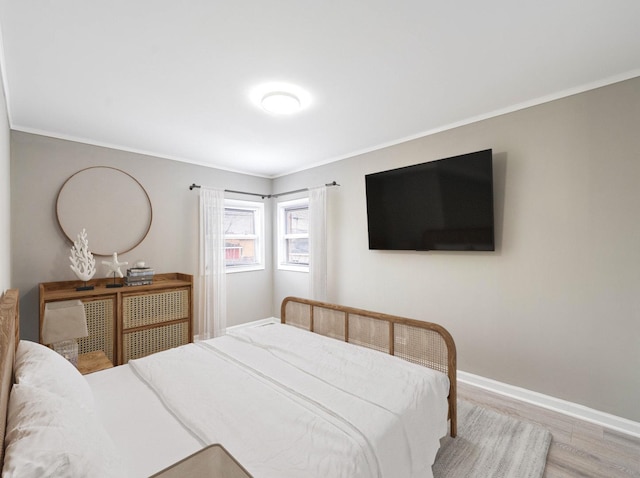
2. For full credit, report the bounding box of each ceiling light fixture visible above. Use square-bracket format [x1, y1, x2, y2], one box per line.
[261, 91, 301, 115]
[250, 82, 312, 116]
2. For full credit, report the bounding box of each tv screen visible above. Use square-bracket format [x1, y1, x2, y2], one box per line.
[365, 149, 494, 251]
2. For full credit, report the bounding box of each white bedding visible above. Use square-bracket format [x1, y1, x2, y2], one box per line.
[84, 365, 202, 477]
[87, 324, 449, 478]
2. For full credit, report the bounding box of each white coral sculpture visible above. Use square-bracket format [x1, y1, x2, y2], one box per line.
[69, 229, 96, 282]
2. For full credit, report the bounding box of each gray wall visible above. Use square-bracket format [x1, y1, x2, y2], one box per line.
[0, 69, 9, 292]
[274, 77, 640, 422]
[10, 132, 274, 340]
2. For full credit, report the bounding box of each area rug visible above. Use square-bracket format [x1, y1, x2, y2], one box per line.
[433, 400, 552, 478]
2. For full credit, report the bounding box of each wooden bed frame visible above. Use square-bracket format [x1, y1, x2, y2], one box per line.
[0, 289, 19, 468]
[281, 296, 457, 437]
[0, 290, 456, 472]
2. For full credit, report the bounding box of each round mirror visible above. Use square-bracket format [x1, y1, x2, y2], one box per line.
[56, 167, 153, 256]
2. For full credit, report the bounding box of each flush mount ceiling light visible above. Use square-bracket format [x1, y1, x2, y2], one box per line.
[261, 91, 301, 115]
[250, 82, 312, 116]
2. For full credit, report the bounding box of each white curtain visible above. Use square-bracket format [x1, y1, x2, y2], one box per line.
[308, 185, 327, 301]
[196, 188, 227, 340]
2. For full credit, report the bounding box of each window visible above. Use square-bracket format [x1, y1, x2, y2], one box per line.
[277, 198, 309, 271]
[224, 199, 265, 273]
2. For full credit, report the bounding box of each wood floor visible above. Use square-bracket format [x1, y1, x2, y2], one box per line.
[457, 382, 640, 477]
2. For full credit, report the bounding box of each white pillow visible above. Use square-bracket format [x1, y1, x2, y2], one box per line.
[2, 384, 128, 478]
[14, 340, 94, 411]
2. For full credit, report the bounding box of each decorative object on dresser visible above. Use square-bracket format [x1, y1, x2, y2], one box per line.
[102, 252, 127, 288]
[41, 300, 89, 367]
[68, 228, 96, 290]
[125, 266, 155, 286]
[39, 273, 193, 365]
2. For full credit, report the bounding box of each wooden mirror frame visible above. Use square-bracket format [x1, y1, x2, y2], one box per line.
[56, 167, 153, 256]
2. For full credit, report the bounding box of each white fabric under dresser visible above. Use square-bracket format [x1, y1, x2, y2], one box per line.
[85, 324, 450, 478]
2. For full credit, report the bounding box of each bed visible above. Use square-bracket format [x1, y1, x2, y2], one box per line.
[1, 290, 457, 477]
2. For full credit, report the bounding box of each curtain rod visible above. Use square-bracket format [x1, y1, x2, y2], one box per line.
[188, 181, 339, 199]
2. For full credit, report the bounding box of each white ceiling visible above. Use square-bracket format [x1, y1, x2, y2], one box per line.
[1, 1, 639, 178]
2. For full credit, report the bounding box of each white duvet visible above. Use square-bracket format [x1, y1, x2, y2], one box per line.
[128, 324, 449, 478]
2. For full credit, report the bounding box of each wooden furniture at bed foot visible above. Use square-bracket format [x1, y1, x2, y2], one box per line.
[150, 444, 252, 478]
[39, 273, 193, 366]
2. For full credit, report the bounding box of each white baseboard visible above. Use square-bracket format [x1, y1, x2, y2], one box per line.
[458, 371, 640, 438]
[226, 317, 279, 332]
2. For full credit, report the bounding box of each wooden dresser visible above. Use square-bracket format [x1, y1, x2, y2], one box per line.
[39, 273, 193, 365]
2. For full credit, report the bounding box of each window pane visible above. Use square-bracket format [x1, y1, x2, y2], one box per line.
[277, 199, 309, 271]
[224, 208, 255, 235]
[225, 238, 258, 266]
[286, 207, 308, 234]
[224, 200, 265, 272]
[286, 238, 309, 265]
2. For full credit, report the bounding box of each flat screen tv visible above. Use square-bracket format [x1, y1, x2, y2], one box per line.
[365, 149, 494, 251]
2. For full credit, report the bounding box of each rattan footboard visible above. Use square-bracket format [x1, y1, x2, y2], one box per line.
[281, 296, 457, 437]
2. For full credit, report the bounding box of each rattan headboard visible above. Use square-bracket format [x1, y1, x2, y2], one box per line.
[0, 289, 20, 467]
[281, 296, 457, 437]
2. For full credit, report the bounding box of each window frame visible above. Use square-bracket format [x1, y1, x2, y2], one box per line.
[277, 197, 309, 272]
[224, 199, 265, 273]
